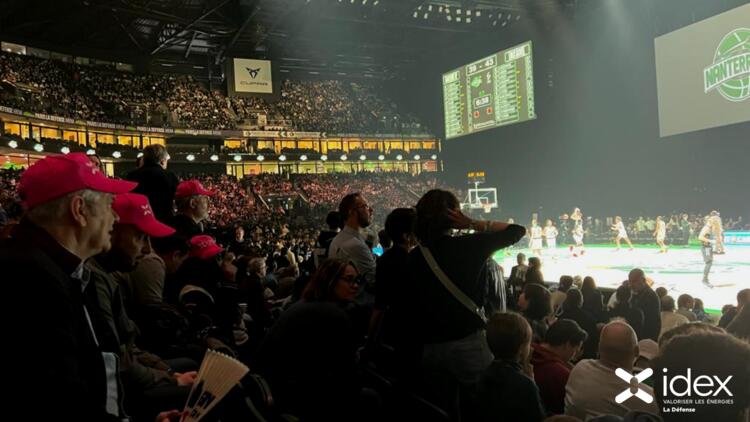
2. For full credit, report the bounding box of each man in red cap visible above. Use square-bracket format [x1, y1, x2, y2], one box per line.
[88, 193, 197, 421]
[170, 179, 214, 239]
[0, 153, 136, 421]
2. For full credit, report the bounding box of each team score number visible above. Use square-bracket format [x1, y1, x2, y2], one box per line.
[467, 57, 495, 74]
[505, 45, 528, 62]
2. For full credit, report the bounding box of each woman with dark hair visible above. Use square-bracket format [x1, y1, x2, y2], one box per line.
[258, 258, 371, 420]
[403, 189, 525, 417]
[608, 284, 645, 338]
[519, 283, 553, 342]
[558, 289, 600, 359]
[581, 276, 606, 323]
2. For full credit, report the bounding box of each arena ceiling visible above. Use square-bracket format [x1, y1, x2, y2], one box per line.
[0, 0, 595, 80]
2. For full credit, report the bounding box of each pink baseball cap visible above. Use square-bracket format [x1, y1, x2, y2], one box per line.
[175, 180, 214, 199]
[189, 235, 223, 260]
[19, 153, 136, 209]
[112, 193, 176, 238]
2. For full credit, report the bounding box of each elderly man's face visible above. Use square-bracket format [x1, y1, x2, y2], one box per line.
[109, 224, 151, 272]
[83, 193, 118, 254]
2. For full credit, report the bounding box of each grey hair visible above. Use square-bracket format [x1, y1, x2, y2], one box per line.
[26, 189, 106, 223]
[143, 144, 168, 165]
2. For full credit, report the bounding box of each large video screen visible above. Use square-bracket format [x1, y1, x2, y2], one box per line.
[655, 3, 750, 137]
[442, 41, 536, 140]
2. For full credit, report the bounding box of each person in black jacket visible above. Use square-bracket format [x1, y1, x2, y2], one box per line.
[2, 153, 137, 421]
[608, 284, 645, 337]
[628, 268, 661, 341]
[126, 144, 179, 223]
[557, 289, 600, 359]
[405, 189, 525, 418]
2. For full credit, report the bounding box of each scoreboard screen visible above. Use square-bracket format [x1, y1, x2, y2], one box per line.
[443, 41, 537, 140]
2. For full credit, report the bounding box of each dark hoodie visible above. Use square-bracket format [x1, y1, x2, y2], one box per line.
[530, 343, 572, 415]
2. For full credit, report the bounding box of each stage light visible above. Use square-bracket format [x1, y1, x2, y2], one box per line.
[257, 154, 265, 161]
[60, 146, 70, 154]
[497, 12, 503, 19]
[373, 0, 378, 5]
[396, 154, 403, 161]
[359, 154, 367, 161]
[413, 11, 418, 18]
[321, 154, 328, 161]
[279, 154, 287, 161]
[210, 154, 219, 162]
[492, 20, 497, 26]
[378, 154, 385, 161]
[431, 154, 438, 160]
[362, 0, 367, 4]
[423, 13, 429, 19]
[300, 154, 308, 161]
[466, 9, 471, 16]
[447, 15, 452, 21]
[502, 21, 507, 27]
[233, 155, 242, 162]
[475, 10, 481, 16]
[417, 5, 422, 10]
[456, 16, 462, 22]
[112, 151, 121, 158]
[413, 154, 421, 160]
[466, 17, 471, 23]
[438, 5, 443, 12]
[516, 15, 521, 20]
[456, 8, 462, 14]
[186, 154, 195, 162]
[340, 154, 348, 161]
[137, 152, 144, 158]
[7, 140, 17, 149]
[427, 4, 432, 11]
[86, 149, 96, 155]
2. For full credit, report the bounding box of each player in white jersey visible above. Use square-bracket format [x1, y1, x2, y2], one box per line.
[654, 216, 668, 253]
[570, 219, 585, 257]
[529, 219, 543, 257]
[543, 219, 558, 250]
[698, 217, 716, 288]
[710, 211, 725, 254]
[611, 216, 634, 251]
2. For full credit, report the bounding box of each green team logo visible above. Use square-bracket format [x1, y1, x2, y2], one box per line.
[703, 28, 750, 102]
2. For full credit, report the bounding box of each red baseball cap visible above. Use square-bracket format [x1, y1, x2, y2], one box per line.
[189, 235, 224, 260]
[19, 153, 137, 209]
[175, 180, 214, 199]
[113, 193, 176, 238]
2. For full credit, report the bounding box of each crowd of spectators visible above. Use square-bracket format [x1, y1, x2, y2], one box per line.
[0, 51, 428, 134]
[2, 151, 750, 422]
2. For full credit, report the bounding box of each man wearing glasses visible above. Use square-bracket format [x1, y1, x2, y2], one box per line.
[328, 192, 376, 305]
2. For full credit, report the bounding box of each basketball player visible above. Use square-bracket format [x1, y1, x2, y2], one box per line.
[571, 219, 585, 257]
[529, 219, 543, 257]
[611, 216, 634, 251]
[543, 219, 558, 250]
[710, 211, 725, 254]
[698, 216, 716, 288]
[654, 216, 668, 253]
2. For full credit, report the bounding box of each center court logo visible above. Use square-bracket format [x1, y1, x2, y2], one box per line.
[615, 368, 654, 404]
[703, 28, 750, 102]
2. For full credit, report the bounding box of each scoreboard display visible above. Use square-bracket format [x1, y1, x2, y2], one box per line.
[443, 41, 537, 140]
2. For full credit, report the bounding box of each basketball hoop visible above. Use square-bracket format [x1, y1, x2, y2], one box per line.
[483, 204, 492, 214]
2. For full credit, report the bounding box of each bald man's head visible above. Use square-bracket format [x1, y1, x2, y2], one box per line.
[599, 321, 639, 370]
